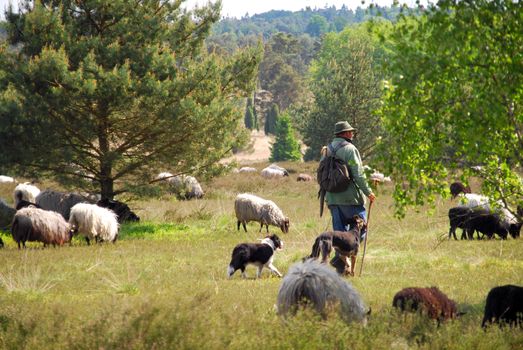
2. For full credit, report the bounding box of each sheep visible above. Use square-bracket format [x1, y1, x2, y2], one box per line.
[36, 190, 93, 220]
[170, 175, 204, 200]
[11, 207, 72, 249]
[261, 166, 288, 179]
[482, 284, 523, 328]
[449, 182, 490, 209]
[69, 203, 119, 244]
[234, 193, 289, 234]
[448, 207, 476, 240]
[0, 198, 16, 235]
[155, 172, 174, 181]
[97, 198, 140, 223]
[13, 182, 40, 207]
[239, 167, 257, 173]
[276, 260, 369, 324]
[392, 287, 458, 322]
[297, 173, 312, 182]
[0, 175, 15, 183]
[452, 207, 522, 240]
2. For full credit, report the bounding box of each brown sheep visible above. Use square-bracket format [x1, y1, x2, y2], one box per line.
[393, 287, 458, 322]
[297, 173, 312, 182]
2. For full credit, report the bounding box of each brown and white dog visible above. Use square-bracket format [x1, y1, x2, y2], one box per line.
[308, 215, 365, 276]
[227, 234, 283, 279]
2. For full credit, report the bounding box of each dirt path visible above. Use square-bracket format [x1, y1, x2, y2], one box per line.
[222, 130, 273, 164]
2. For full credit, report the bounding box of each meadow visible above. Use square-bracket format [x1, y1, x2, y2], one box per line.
[0, 161, 522, 349]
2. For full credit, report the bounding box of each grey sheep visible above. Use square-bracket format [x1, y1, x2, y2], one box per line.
[234, 193, 289, 233]
[36, 190, 93, 220]
[0, 198, 16, 232]
[277, 260, 369, 324]
[11, 207, 72, 248]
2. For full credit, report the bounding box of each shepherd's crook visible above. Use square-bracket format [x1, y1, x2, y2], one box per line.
[358, 200, 373, 277]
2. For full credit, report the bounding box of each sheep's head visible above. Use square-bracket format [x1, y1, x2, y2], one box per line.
[280, 218, 290, 233]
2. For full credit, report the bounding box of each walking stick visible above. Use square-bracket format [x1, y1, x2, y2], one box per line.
[359, 200, 373, 277]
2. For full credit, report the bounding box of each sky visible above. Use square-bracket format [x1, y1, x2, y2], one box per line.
[0, 0, 416, 20]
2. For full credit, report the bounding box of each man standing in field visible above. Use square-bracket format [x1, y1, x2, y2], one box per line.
[324, 121, 375, 273]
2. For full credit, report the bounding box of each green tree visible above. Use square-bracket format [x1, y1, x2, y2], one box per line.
[375, 0, 523, 217]
[244, 97, 254, 129]
[270, 114, 301, 162]
[0, 0, 260, 199]
[300, 25, 383, 161]
[305, 15, 329, 37]
[264, 103, 279, 135]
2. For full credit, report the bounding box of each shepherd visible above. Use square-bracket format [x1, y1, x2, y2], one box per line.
[318, 121, 376, 274]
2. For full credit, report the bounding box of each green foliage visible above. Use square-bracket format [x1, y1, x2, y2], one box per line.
[300, 24, 384, 161]
[244, 97, 254, 129]
[305, 15, 329, 37]
[374, 0, 523, 217]
[264, 103, 278, 135]
[0, 0, 261, 199]
[258, 32, 310, 111]
[270, 114, 301, 161]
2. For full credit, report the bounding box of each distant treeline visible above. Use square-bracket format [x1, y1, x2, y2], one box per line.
[206, 5, 415, 51]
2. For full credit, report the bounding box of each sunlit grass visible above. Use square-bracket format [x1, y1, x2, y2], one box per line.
[0, 161, 522, 348]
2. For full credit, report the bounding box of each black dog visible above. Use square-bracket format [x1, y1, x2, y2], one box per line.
[227, 234, 283, 279]
[308, 215, 365, 276]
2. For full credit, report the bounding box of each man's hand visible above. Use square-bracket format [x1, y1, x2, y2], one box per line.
[368, 193, 376, 203]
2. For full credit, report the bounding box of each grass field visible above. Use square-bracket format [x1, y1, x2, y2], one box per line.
[0, 162, 522, 349]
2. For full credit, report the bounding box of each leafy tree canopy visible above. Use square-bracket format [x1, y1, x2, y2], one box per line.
[299, 23, 384, 161]
[374, 0, 523, 217]
[0, 0, 261, 199]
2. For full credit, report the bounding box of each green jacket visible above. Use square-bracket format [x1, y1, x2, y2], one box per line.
[325, 137, 373, 206]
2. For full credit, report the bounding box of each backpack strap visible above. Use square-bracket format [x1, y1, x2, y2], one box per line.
[327, 140, 350, 159]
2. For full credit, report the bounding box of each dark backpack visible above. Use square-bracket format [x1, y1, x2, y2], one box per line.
[317, 141, 351, 217]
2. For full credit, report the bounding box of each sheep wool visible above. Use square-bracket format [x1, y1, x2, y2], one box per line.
[12, 207, 72, 248]
[69, 203, 119, 243]
[13, 183, 41, 207]
[235, 193, 289, 233]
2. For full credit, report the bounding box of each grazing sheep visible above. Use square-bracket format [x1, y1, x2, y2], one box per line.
[234, 193, 289, 234]
[297, 173, 312, 182]
[36, 190, 92, 220]
[97, 198, 140, 223]
[277, 260, 369, 324]
[261, 166, 289, 179]
[482, 284, 523, 328]
[69, 203, 119, 244]
[393, 287, 458, 322]
[448, 207, 476, 240]
[239, 167, 257, 173]
[0, 175, 15, 183]
[11, 207, 72, 248]
[170, 175, 204, 200]
[13, 182, 41, 207]
[455, 207, 521, 240]
[0, 198, 16, 235]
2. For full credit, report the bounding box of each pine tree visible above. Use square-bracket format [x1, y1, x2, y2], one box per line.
[264, 103, 279, 135]
[270, 114, 302, 162]
[0, 0, 261, 199]
[244, 97, 254, 129]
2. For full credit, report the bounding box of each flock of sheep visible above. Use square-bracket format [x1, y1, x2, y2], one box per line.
[0, 170, 521, 329]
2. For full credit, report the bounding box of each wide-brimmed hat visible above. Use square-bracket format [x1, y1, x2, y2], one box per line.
[334, 121, 356, 135]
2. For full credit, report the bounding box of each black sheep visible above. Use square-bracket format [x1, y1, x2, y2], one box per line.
[482, 285, 523, 328]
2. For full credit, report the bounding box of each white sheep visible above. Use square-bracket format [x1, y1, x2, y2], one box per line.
[13, 182, 41, 207]
[239, 167, 257, 173]
[169, 175, 204, 200]
[12, 207, 72, 248]
[69, 203, 119, 245]
[234, 193, 289, 233]
[155, 172, 174, 181]
[0, 175, 15, 183]
[261, 166, 289, 179]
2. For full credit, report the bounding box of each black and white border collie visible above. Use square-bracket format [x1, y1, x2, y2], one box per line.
[227, 234, 283, 279]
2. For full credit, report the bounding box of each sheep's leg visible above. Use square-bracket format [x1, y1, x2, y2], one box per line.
[85, 237, 90, 245]
[17, 241, 21, 250]
[449, 226, 457, 240]
[259, 222, 263, 232]
[267, 263, 282, 277]
[265, 224, 269, 233]
[242, 222, 247, 232]
[237, 220, 241, 231]
[241, 267, 247, 279]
